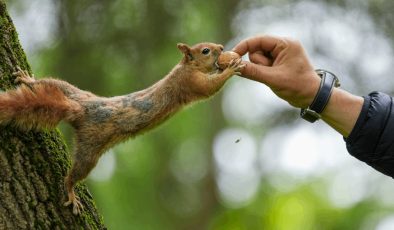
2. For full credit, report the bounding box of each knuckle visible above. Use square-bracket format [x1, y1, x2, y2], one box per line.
[274, 39, 289, 54]
[278, 38, 289, 47]
[282, 37, 303, 49]
[286, 38, 303, 50]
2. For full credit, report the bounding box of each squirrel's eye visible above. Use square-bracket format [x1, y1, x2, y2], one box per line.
[202, 48, 210, 55]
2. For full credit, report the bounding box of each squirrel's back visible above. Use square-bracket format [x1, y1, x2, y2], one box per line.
[0, 83, 82, 130]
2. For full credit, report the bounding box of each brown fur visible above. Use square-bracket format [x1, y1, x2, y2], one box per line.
[0, 84, 83, 130]
[0, 42, 243, 214]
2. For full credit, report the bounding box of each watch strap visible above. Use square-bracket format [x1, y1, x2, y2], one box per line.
[310, 70, 337, 113]
[300, 70, 340, 123]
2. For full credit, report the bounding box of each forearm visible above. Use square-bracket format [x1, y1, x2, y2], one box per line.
[320, 88, 364, 137]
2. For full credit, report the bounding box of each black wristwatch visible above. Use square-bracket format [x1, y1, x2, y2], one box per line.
[300, 69, 340, 123]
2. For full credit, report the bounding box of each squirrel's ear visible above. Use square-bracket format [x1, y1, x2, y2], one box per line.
[177, 43, 193, 61]
[177, 43, 190, 53]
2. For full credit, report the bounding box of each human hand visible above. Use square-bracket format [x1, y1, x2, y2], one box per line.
[232, 35, 321, 108]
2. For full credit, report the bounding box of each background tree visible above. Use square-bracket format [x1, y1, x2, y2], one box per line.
[0, 1, 105, 229]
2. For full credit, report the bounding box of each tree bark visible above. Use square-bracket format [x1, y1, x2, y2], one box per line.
[0, 1, 106, 229]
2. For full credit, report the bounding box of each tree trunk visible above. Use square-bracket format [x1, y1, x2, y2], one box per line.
[0, 1, 106, 229]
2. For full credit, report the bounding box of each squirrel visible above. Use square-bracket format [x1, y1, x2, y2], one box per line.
[0, 42, 244, 215]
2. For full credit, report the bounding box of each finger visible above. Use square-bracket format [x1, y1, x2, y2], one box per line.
[249, 51, 273, 66]
[232, 35, 282, 56]
[239, 61, 275, 85]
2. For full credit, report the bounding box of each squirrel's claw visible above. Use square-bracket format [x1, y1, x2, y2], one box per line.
[215, 61, 220, 69]
[13, 67, 35, 85]
[235, 63, 246, 75]
[64, 192, 84, 215]
[227, 58, 244, 75]
[13, 65, 22, 73]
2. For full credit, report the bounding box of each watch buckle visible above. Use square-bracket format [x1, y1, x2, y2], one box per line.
[300, 108, 322, 123]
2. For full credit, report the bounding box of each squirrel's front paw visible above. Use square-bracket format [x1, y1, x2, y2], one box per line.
[13, 66, 35, 85]
[227, 58, 246, 76]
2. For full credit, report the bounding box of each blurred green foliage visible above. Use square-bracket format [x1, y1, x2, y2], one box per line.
[8, 0, 394, 229]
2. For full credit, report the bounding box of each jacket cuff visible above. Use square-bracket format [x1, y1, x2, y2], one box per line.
[345, 95, 371, 145]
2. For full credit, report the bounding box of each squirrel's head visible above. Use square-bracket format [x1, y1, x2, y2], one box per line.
[177, 42, 224, 72]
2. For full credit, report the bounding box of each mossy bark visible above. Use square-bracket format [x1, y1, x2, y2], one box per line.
[0, 1, 106, 229]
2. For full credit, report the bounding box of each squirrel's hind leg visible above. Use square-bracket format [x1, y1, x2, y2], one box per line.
[64, 137, 104, 215]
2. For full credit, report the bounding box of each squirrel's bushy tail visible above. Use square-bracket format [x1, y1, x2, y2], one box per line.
[0, 84, 81, 130]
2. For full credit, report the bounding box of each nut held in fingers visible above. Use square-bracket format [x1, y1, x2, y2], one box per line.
[217, 51, 241, 69]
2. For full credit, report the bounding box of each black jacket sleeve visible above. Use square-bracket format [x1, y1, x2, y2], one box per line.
[345, 91, 394, 177]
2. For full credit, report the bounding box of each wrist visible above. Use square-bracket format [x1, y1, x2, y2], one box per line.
[302, 72, 323, 108]
[321, 88, 364, 137]
[300, 70, 340, 123]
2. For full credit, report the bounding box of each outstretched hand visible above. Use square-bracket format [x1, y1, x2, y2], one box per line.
[232, 35, 321, 108]
[232, 35, 364, 137]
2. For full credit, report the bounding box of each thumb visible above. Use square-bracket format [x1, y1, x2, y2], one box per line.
[240, 61, 275, 85]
